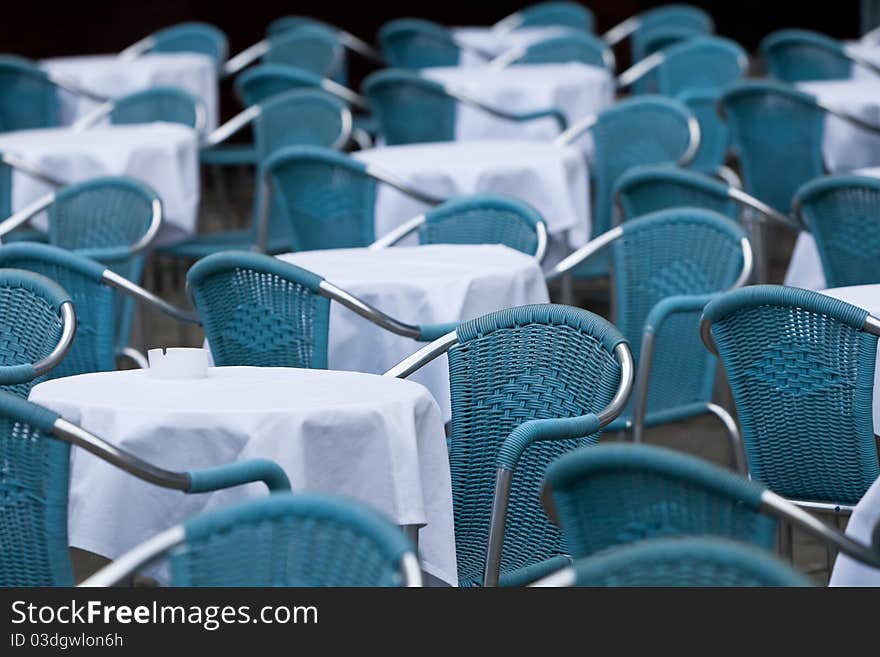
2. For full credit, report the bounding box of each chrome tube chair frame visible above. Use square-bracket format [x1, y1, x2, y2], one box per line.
[761, 29, 880, 82]
[378, 19, 498, 68]
[545, 214, 752, 469]
[602, 4, 714, 50]
[0, 152, 67, 189]
[118, 22, 229, 69]
[493, 2, 596, 34]
[384, 315, 635, 587]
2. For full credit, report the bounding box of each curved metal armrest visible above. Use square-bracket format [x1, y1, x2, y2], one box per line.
[361, 164, 447, 205]
[187, 459, 291, 493]
[204, 105, 260, 147]
[644, 293, 719, 335]
[497, 413, 602, 472]
[553, 113, 597, 147]
[71, 102, 114, 131]
[222, 40, 270, 77]
[417, 321, 460, 342]
[339, 30, 385, 64]
[817, 99, 880, 137]
[45, 72, 110, 104]
[118, 36, 156, 61]
[447, 84, 567, 131]
[729, 187, 801, 231]
[102, 269, 201, 325]
[603, 16, 641, 47]
[616, 51, 664, 88]
[1, 153, 68, 188]
[0, 193, 55, 237]
[383, 331, 460, 379]
[368, 214, 425, 249]
[546, 225, 622, 280]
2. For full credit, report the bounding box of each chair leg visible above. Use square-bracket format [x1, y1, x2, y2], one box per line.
[706, 403, 747, 474]
[559, 274, 574, 306]
[778, 519, 794, 561]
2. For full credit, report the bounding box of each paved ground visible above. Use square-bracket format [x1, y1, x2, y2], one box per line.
[71, 169, 842, 586]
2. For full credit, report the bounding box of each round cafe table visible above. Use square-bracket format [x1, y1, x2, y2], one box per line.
[42, 53, 220, 132]
[353, 140, 590, 264]
[29, 366, 457, 586]
[0, 124, 199, 245]
[277, 244, 549, 419]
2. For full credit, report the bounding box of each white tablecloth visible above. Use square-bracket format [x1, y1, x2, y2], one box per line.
[844, 42, 880, 81]
[453, 26, 574, 66]
[0, 124, 199, 245]
[422, 63, 613, 145]
[42, 53, 219, 132]
[278, 245, 549, 419]
[30, 366, 456, 585]
[785, 167, 880, 290]
[353, 140, 590, 260]
[817, 284, 880, 586]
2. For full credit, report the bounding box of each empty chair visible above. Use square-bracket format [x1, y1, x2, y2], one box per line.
[379, 18, 489, 69]
[490, 32, 614, 70]
[495, 2, 595, 32]
[187, 251, 455, 369]
[0, 269, 74, 398]
[543, 443, 880, 567]
[761, 29, 880, 83]
[548, 209, 751, 470]
[534, 537, 813, 587]
[0, 389, 288, 586]
[793, 174, 880, 288]
[261, 25, 345, 81]
[371, 194, 548, 261]
[385, 304, 634, 587]
[235, 63, 367, 110]
[265, 16, 384, 64]
[0, 243, 201, 376]
[73, 87, 206, 133]
[603, 4, 714, 63]
[82, 493, 420, 587]
[120, 22, 229, 69]
[677, 89, 731, 175]
[364, 69, 566, 145]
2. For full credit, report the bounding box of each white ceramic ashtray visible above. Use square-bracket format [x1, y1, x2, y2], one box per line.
[147, 347, 209, 379]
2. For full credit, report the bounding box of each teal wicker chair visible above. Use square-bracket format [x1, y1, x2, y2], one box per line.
[793, 175, 880, 288]
[490, 32, 614, 69]
[0, 243, 200, 377]
[0, 390, 289, 587]
[0, 269, 74, 398]
[370, 194, 548, 261]
[379, 18, 490, 69]
[81, 492, 421, 587]
[701, 285, 880, 511]
[187, 251, 455, 369]
[548, 209, 751, 470]
[677, 89, 731, 175]
[363, 69, 567, 146]
[535, 537, 813, 587]
[385, 304, 635, 587]
[120, 22, 228, 69]
[265, 16, 385, 65]
[261, 26, 345, 82]
[554, 96, 699, 280]
[603, 4, 714, 63]
[73, 87, 206, 134]
[761, 29, 880, 83]
[235, 64, 367, 111]
[0, 177, 163, 356]
[495, 2, 595, 32]
[543, 443, 880, 568]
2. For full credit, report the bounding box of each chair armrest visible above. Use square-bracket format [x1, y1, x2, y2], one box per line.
[644, 294, 717, 335]
[506, 107, 568, 131]
[417, 321, 460, 342]
[186, 458, 291, 494]
[497, 413, 601, 471]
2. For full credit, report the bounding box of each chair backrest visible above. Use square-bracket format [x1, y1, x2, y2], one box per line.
[108, 87, 203, 131]
[652, 36, 748, 96]
[569, 536, 812, 587]
[720, 80, 826, 213]
[259, 146, 377, 252]
[0, 267, 72, 398]
[794, 175, 880, 288]
[0, 156, 12, 217]
[615, 164, 738, 224]
[0, 55, 60, 132]
[445, 304, 627, 586]
[168, 493, 417, 586]
[253, 89, 350, 162]
[703, 285, 880, 504]
[512, 2, 595, 31]
[419, 194, 545, 257]
[762, 29, 853, 83]
[186, 251, 331, 369]
[505, 33, 612, 68]
[0, 390, 74, 586]
[148, 22, 229, 67]
[235, 64, 326, 107]
[632, 5, 714, 61]
[363, 70, 455, 145]
[678, 89, 730, 174]
[263, 25, 344, 79]
[0, 244, 117, 379]
[266, 16, 339, 38]
[378, 18, 462, 69]
[545, 443, 777, 558]
[589, 96, 697, 238]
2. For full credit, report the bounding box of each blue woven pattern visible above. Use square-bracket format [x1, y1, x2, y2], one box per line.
[761, 29, 852, 83]
[108, 87, 201, 128]
[170, 493, 413, 586]
[546, 443, 777, 558]
[0, 56, 60, 131]
[235, 64, 326, 106]
[266, 16, 338, 37]
[263, 26, 344, 79]
[679, 90, 730, 174]
[614, 210, 745, 418]
[720, 81, 826, 213]
[652, 36, 746, 97]
[615, 165, 738, 224]
[571, 537, 812, 587]
[187, 252, 331, 369]
[419, 195, 542, 255]
[509, 34, 610, 68]
[0, 245, 115, 380]
[0, 391, 72, 586]
[363, 70, 456, 145]
[378, 19, 462, 69]
[261, 146, 376, 251]
[516, 2, 595, 31]
[447, 304, 625, 586]
[795, 175, 880, 288]
[631, 5, 714, 62]
[254, 90, 347, 162]
[150, 22, 228, 66]
[704, 285, 879, 505]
